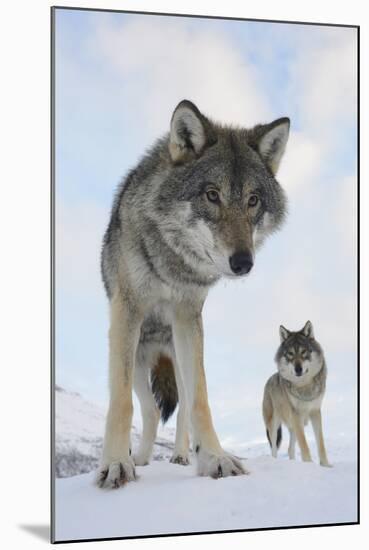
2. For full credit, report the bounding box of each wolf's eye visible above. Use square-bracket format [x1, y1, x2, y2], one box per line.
[206, 189, 220, 203]
[248, 194, 259, 207]
[286, 351, 294, 360]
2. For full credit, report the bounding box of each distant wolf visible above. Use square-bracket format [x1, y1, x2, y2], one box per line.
[263, 321, 331, 467]
[97, 99, 290, 488]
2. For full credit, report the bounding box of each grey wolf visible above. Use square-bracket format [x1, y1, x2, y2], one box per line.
[263, 321, 331, 467]
[97, 99, 290, 488]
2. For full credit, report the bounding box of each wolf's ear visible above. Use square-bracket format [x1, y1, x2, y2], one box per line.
[302, 320, 314, 339]
[254, 118, 290, 174]
[169, 100, 216, 164]
[279, 325, 290, 342]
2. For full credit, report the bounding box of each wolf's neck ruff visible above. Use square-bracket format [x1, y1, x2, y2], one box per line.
[282, 362, 327, 402]
[139, 217, 219, 290]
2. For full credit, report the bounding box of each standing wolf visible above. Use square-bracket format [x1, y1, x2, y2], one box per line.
[263, 321, 331, 467]
[97, 100, 290, 488]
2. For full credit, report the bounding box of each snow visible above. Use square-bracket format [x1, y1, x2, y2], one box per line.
[54, 386, 357, 542]
[54, 445, 357, 542]
[55, 386, 175, 477]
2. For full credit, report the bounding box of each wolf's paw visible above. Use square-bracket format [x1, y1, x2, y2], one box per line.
[197, 449, 248, 478]
[95, 458, 136, 489]
[170, 453, 190, 466]
[320, 460, 333, 468]
[133, 452, 150, 467]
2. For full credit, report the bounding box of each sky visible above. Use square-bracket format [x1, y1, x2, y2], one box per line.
[54, 9, 358, 446]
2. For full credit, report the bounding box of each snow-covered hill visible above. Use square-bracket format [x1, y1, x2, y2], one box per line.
[55, 385, 175, 477]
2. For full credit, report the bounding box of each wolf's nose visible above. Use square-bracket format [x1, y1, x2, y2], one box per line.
[295, 364, 303, 376]
[229, 251, 254, 275]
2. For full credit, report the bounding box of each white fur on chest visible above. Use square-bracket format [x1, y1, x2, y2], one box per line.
[288, 393, 324, 420]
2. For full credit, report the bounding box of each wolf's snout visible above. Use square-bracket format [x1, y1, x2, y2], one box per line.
[229, 251, 254, 275]
[295, 363, 303, 376]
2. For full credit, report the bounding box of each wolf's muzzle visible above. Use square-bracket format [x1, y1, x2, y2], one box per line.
[229, 250, 254, 276]
[294, 363, 303, 376]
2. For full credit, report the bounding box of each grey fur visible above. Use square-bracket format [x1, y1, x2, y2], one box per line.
[102, 99, 289, 360]
[274, 322, 327, 401]
[263, 322, 331, 466]
[99, 100, 290, 485]
[102, 102, 288, 291]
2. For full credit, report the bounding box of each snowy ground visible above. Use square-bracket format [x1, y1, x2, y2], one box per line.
[55, 386, 175, 477]
[54, 385, 357, 541]
[54, 438, 357, 542]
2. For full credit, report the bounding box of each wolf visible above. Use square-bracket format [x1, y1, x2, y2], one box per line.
[262, 321, 331, 467]
[97, 99, 290, 488]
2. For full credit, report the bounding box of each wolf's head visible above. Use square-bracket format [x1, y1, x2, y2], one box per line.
[275, 321, 324, 385]
[158, 100, 289, 280]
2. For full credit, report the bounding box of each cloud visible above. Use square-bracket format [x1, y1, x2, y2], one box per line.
[278, 130, 322, 195]
[287, 27, 357, 139]
[277, 28, 357, 203]
[334, 175, 357, 261]
[88, 17, 357, 202]
[92, 16, 272, 141]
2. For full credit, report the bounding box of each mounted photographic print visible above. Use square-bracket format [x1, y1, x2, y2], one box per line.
[51, 6, 359, 543]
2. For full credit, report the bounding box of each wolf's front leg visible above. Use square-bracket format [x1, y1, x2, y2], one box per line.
[172, 307, 247, 478]
[133, 361, 161, 466]
[96, 290, 142, 489]
[310, 410, 332, 467]
[170, 361, 190, 465]
[291, 415, 312, 463]
[288, 428, 296, 459]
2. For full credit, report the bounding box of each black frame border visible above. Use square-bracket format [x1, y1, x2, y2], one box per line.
[50, 5, 360, 544]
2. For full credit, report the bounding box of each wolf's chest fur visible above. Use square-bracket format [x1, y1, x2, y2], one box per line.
[282, 365, 327, 419]
[287, 392, 324, 420]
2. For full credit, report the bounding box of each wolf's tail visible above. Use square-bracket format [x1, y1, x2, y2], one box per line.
[150, 355, 178, 422]
[266, 426, 282, 449]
